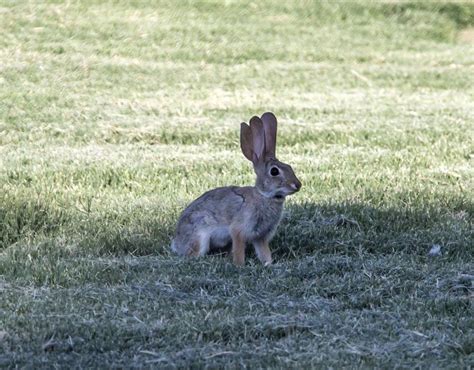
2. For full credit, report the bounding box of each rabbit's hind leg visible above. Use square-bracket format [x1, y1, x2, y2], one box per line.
[171, 236, 200, 257]
[171, 230, 215, 258]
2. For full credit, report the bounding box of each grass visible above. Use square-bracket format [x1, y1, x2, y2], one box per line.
[1, 0, 473, 368]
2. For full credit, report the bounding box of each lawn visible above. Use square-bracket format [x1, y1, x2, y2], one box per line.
[1, 1, 473, 368]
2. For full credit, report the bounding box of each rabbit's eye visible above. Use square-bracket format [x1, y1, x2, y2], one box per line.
[270, 167, 280, 176]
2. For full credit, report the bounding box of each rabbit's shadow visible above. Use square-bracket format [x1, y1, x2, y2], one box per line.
[199, 194, 471, 260]
[271, 198, 471, 258]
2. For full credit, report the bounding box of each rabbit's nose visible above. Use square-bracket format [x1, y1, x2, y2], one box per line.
[291, 181, 302, 191]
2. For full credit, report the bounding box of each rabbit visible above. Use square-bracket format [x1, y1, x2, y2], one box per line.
[171, 112, 302, 266]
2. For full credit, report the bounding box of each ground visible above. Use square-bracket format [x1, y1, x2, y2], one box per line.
[0, 1, 473, 368]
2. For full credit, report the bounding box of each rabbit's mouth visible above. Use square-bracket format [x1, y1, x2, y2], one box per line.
[273, 188, 296, 199]
[276, 185, 301, 198]
[259, 188, 295, 200]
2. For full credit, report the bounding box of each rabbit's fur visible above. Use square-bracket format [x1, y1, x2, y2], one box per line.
[171, 112, 301, 265]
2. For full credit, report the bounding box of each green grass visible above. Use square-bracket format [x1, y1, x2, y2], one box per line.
[1, 0, 473, 367]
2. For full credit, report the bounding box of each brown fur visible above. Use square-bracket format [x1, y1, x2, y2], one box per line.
[171, 113, 301, 265]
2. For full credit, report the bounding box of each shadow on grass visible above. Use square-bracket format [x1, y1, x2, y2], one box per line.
[274, 198, 472, 259]
[2, 192, 471, 261]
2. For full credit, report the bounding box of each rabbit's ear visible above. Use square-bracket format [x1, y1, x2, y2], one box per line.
[261, 112, 277, 159]
[240, 122, 253, 161]
[249, 116, 265, 162]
